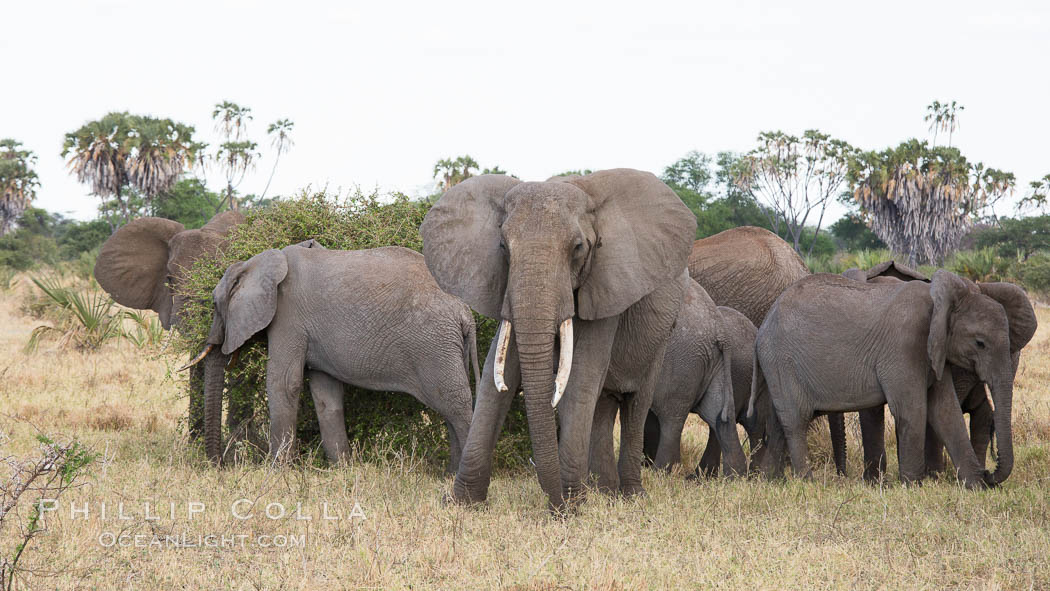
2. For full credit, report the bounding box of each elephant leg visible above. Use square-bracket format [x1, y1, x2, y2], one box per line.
[451, 337, 520, 505]
[696, 429, 721, 478]
[642, 410, 660, 467]
[307, 370, 350, 464]
[556, 318, 617, 504]
[924, 424, 947, 476]
[188, 363, 205, 440]
[266, 356, 304, 462]
[828, 412, 847, 477]
[926, 376, 986, 489]
[858, 405, 887, 484]
[696, 377, 746, 477]
[887, 391, 928, 486]
[415, 375, 473, 477]
[445, 420, 463, 476]
[651, 412, 686, 472]
[761, 408, 788, 480]
[588, 393, 620, 494]
[968, 398, 993, 471]
[616, 342, 669, 497]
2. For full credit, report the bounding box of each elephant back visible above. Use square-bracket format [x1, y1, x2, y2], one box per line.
[688, 226, 808, 326]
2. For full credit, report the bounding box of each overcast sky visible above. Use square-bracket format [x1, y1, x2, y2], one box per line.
[4, 0, 1048, 222]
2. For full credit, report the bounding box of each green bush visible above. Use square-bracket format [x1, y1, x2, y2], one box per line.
[175, 188, 531, 472]
[947, 248, 1011, 282]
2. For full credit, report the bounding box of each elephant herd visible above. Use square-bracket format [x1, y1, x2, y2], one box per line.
[93, 168, 1038, 513]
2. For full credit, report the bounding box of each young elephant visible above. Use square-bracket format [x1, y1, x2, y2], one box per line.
[840, 262, 1037, 482]
[600, 280, 747, 486]
[189, 243, 479, 472]
[639, 300, 765, 478]
[754, 270, 1014, 489]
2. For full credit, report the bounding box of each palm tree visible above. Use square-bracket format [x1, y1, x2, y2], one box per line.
[924, 100, 964, 148]
[0, 139, 40, 236]
[211, 101, 258, 211]
[63, 112, 199, 227]
[260, 119, 294, 200]
[433, 155, 480, 191]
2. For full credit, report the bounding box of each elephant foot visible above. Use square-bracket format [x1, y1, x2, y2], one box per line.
[447, 481, 489, 507]
[620, 483, 647, 499]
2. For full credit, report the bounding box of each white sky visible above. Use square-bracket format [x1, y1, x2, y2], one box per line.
[4, 0, 1048, 222]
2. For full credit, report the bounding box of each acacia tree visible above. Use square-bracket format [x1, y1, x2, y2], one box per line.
[732, 130, 855, 256]
[62, 112, 200, 228]
[849, 140, 1014, 265]
[0, 139, 40, 236]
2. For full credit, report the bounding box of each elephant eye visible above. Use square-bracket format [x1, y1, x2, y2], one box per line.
[975, 339, 986, 349]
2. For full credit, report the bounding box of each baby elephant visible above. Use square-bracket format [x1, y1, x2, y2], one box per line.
[599, 279, 749, 486]
[754, 270, 1014, 489]
[194, 243, 479, 472]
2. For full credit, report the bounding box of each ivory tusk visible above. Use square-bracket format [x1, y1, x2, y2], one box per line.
[493, 320, 512, 392]
[552, 318, 573, 408]
[177, 343, 213, 372]
[226, 348, 241, 370]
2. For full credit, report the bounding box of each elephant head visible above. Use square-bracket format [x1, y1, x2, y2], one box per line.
[421, 169, 695, 504]
[94, 210, 245, 330]
[927, 270, 1027, 484]
[194, 248, 289, 462]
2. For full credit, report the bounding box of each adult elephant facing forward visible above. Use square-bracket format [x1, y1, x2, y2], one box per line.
[422, 169, 696, 511]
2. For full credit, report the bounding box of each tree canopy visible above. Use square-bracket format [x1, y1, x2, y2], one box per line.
[0, 139, 39, 236]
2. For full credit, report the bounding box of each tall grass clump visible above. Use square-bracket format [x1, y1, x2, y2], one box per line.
[174, 188, 531, 471]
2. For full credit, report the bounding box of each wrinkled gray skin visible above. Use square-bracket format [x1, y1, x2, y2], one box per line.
[421, 169, 696, 511]
[93, 211, 245, 438]
[754, 270, 1016, 489]
[679, 225, 845, 475]
[629, 281, 749, 481]
[841, 262, 1037, 482]
[201, 243, 478, 472]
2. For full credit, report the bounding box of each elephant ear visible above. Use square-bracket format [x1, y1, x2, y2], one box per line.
[927, 270, 970, 381]
[978, 282, 1038, 354]
[568, 169, 696, 319]
[867, 260, 928, 282]
[215, 249, 288, 355]
[421, 175, 521, 318]
[94, 217, 185, 316]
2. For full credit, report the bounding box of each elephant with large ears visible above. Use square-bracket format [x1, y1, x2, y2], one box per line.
[631, 281, 749, 482]
[94, 210, 245, 438]
[188, 243, 479, 470]
[679, 225, 847, 475]
[421, 169, 696, 511]
[841, 261, 1037, 483]
[754, 270, 1013, 489]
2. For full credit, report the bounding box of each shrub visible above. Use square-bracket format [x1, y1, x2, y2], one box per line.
[175, 188, 531, 471]
[947, 248, 1011, 282]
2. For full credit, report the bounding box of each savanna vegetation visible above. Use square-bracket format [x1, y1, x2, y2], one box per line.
[2, 98, 1049, 588]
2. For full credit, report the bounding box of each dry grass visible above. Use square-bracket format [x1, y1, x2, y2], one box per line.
[1, 280, 1048, 590]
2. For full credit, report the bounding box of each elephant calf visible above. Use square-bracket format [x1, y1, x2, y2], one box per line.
[754, 270, 1014, 489]
[190, 243, 479, 472]
[636, 284, 761, 479]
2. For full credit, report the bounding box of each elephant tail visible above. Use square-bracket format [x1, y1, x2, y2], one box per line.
[718, 339, 735, 424]
[747, 344, 765, 421]
[462, 312, 481, 391]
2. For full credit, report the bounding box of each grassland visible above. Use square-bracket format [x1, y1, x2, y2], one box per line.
[1, 280, 1048, 590]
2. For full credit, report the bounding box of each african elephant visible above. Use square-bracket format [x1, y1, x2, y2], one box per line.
[94, 210, 245, 437]
[421, 169, 696, 511]
[187, 243, 479, 472]
[626, 280, 749, 483]
[754, 270, 1015, 489]
[682, 225, 846, 475]
[840, 262, 1037, 482]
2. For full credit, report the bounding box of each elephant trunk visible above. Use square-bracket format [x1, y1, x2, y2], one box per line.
[514, 318, 564, 511]
[989, 378, 1013, 484]
[203, 346, 228, 464]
